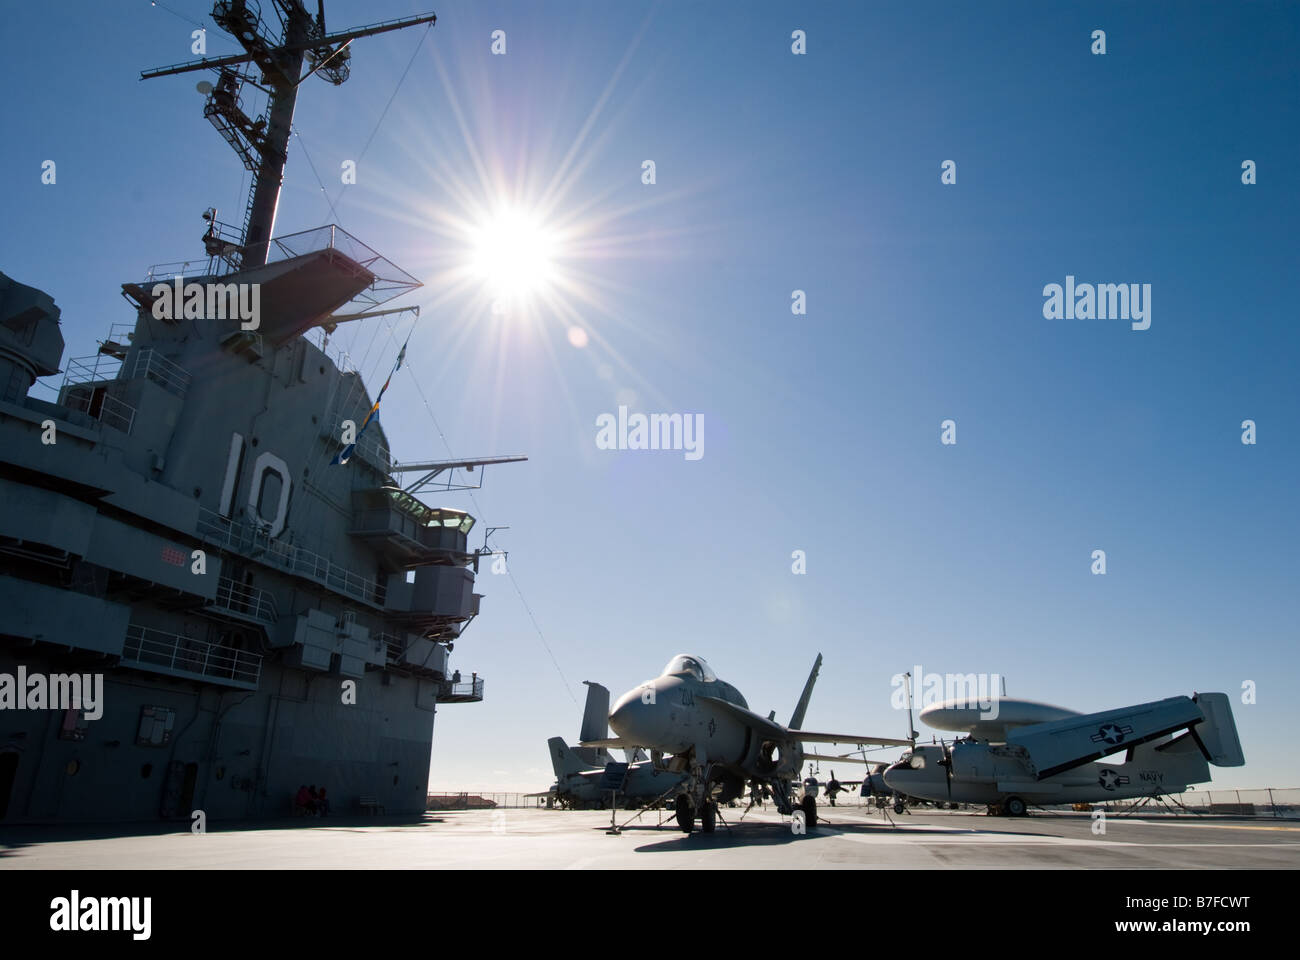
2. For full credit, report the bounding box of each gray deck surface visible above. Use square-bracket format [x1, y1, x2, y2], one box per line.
[3, 806, 1297, 869]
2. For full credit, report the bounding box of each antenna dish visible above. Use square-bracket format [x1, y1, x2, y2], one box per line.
[196, 80, 214, 95]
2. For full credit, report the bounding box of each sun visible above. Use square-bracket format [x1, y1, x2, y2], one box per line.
[468, 207, 559, 305]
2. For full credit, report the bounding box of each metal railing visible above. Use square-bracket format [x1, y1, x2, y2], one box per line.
[436, 679, 484, 702]
[842, 787, 1300, 818]
[1097, 787, 1300, 818]
[131, 348, 191, 397]
[141, 223, 421, 322]
[60, 386, 136, 434]
[266, 225, 421, 309]
[122, 624, 262, 689]
[211, 575, 278, 623]
[62, 353, 123, 388]
[427, 793, 549, 811]
[143, 261, 212, 283]
[196, 508, 386, 606]
[374, 632, 404, 664]
[306, 327, 355, 375]
[57, 329, 184, 432]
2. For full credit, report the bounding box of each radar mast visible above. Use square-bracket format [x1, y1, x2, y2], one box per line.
[141, 1, 436, 268]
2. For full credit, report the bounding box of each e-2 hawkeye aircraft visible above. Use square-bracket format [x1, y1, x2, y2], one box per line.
[581, 653, 910, 833]
[882, 691, 1245, 816]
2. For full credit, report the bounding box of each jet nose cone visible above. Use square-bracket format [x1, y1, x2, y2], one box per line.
[882, 762, 908, 791]
[609, 686, 660, 746]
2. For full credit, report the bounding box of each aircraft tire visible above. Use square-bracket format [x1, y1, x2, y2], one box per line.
[800, 795, 818, 828]
[675, 795, 695, 833]
[893, 799, 905, 815]
[701, 802, 717, 833]
[1005, 796, 1027, 817]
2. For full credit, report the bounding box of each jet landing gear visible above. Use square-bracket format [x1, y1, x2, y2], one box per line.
[676, 796, 723, 834]
[799, 794, 818, 828]
[988, 797, 1027, 817]
[701, 801, 718, 834]
[675, 795, 695, 833]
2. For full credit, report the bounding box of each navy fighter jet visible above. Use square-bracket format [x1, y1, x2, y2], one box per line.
[583, 653, 910, 833]
[545, 736, 686, 809]
[538, 681, 686, 809]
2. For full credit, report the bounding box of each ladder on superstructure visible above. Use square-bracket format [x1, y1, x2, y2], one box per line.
[141, 1, 437, 270]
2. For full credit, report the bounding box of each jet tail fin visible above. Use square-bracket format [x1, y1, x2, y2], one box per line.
[580, 681, 611, 743]
[1192, 692, 1246, 767]
[789, 653, 823, 730]
[548, 737, 591, 778]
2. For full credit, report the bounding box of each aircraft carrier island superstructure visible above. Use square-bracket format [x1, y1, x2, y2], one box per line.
[0, 2, 521, 823]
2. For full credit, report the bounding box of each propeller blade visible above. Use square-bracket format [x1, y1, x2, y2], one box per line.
[939, 739, 954, 800]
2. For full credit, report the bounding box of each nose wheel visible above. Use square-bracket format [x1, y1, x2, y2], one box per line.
[674, 795, 695, 833]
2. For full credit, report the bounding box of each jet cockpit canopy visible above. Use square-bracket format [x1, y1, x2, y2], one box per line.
[661, 654, 716, 682]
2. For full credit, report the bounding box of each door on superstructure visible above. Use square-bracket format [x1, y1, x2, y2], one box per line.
[178, 762, 199, 815]
[0, 750, 18, 820]
[161, 760, 201, 819]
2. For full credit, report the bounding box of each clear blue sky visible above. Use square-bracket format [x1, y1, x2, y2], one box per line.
[2, 1, 1296, 792]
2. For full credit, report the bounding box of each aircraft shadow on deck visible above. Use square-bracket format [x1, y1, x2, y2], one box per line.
[617, 816, 1036, 852]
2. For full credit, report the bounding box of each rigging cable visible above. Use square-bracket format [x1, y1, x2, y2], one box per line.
[327, 19, 434, 219]
[374, 315, 579, 705]
[147, 0, 208, 31]
[292, 127, 342, 226]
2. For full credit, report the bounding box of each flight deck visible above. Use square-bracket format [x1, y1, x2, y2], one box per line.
[2, 807, 1296, 870]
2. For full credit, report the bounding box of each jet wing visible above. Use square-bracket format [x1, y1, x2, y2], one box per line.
[578, 738, 632, 750]
[790, 731, 914, 747]
[803, 752, 876, 765]
[1007, 695, 1205, 780]
[699, 696, 787, 738]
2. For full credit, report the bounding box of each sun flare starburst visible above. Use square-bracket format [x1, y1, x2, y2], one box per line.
[467, 207, 560, 304]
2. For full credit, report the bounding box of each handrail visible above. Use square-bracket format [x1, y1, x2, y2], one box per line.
[212, 575, 278, 623]
[196, 507, 386, 606]
[132, 348, 192, 397]
[60, 386, 136, 434]
[122, 623, 262, 688]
